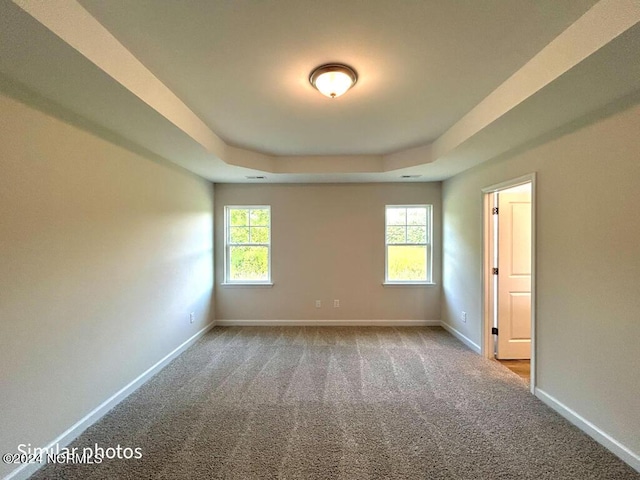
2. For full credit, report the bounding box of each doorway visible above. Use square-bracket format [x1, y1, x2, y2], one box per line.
[482, 174, 536, 392]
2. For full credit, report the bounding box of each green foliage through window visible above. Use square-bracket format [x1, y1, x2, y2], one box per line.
[229, 246, 269, 281]
[226, 206, 270, 282]
[385, 205, 431, 282]
[387, 246, 427, 281]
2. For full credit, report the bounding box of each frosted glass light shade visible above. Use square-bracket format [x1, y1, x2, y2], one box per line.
[309, 64, 357, 98]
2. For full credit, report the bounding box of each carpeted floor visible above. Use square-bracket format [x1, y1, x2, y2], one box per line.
[32, 326, 639, 479]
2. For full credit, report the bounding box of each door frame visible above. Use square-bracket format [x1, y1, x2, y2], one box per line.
[481, 173, 537, 393]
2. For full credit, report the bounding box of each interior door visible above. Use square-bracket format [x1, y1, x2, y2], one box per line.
[497, 189, 532, 359]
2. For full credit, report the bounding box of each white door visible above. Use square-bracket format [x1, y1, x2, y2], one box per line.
[496, 188, 532, 359]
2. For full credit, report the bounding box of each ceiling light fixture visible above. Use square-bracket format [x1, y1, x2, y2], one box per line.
[309, 63, 358, 98]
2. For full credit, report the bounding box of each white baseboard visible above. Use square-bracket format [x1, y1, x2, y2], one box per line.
[439, 321, 481, 353]
[535, 388, 640, 472]
[4, 321, 216, 480]
[215, 319, 441, 327]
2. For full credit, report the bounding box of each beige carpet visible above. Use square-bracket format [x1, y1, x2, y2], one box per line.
[32, 326, 638, 479]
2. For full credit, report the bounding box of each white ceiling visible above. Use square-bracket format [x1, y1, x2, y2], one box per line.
[2, 0, 640, 183]
[77, 0, 596, 156]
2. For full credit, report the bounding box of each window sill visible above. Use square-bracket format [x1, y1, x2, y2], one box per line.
[382, 282, 437, 287]
[220, 282, 274, 287]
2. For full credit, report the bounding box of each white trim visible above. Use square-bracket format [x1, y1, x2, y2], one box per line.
[4, 321, 216, 480]
[481, 173, 537, 393]
[480, 174, 535, 194]
[382, 282, 437, 287]
[481, 191, 497, 360]
[215, 319, 441, 327]
[220, 282, 274, 287]
[439, 321, 482, 353]
[535, 388, 640, 473]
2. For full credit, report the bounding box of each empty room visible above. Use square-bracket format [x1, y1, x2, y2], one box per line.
[1, 1, 639, 479]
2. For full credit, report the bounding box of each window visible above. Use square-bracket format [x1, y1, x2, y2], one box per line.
[224, 206, 271, 284]
[385, 205, 432, 283]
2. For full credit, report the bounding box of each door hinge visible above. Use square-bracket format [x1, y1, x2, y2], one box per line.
[492, 267, 499, 275]
[491, 327, 499, 335]
[492, 207, 499, 215]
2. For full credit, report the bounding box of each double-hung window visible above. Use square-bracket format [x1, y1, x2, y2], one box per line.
[385, 205, 432, 283]
[224, 206, 271, 284]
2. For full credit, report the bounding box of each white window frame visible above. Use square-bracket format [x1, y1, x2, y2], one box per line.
[223, 205, 272, 285]
[384, 204, 433, 285]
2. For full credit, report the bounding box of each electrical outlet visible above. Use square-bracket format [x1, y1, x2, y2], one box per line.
[315, 300, 321, 308]
[334, 299, 340, 308]
[190, 312, 195, 324]
[461, 311, 467, 323]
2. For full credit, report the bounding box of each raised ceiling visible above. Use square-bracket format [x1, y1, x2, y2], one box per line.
[78, 0, 596, 156]
[2, 0, 640, 183]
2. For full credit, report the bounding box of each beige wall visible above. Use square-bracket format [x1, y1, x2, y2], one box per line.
[214, 183, 441, 321]
[0, 93, 214, 478]
[442, 102, 640, 457]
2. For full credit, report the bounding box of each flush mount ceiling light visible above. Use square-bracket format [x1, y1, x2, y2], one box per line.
[309, 63, 358, 98]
